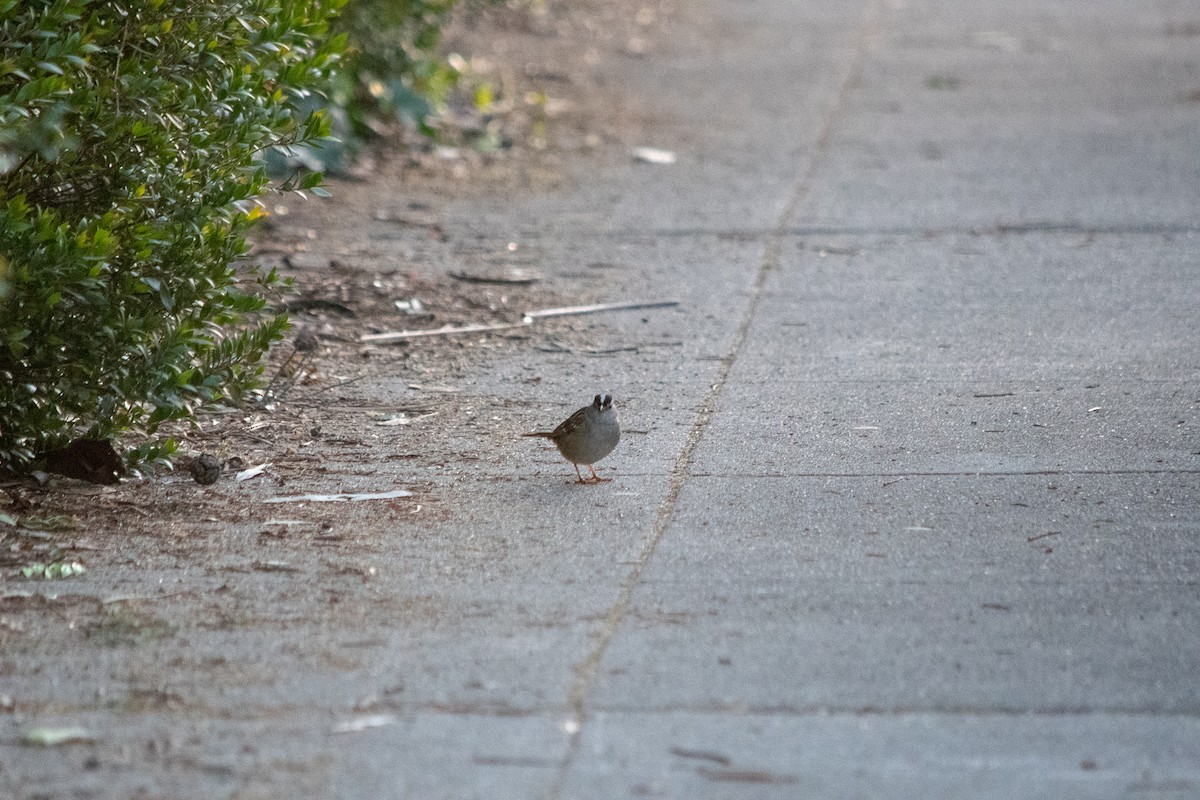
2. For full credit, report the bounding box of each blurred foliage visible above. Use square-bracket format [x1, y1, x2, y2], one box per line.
[296, 0, 504, 168]
[337, 0, 461, 130]
[0, 0, 345, 474]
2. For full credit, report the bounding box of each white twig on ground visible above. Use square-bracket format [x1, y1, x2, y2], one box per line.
[358, 299, 679, 343]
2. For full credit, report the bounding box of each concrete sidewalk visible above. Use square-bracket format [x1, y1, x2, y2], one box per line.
[478, 0, 1200, 795]
[5, 1, 1198, 798]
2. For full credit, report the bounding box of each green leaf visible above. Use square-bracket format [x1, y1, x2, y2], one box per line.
[299, 170, 324, 190]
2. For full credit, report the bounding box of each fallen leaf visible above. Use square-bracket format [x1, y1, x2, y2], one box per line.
[235, 463, 272, 482]
[632, 146, 677, 164]
[23, 726, 94, 746]
[253, 560, 301, 573]
[407, 384, 460, 393]
[670, 747, 731, 766]
[449, 269, 540, 285]
[331, 714, 399, 734]
[376, 412, 438, 426]
[697, 766, 798, 784]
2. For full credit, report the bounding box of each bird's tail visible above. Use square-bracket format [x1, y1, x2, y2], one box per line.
[522, 432, 553, 438]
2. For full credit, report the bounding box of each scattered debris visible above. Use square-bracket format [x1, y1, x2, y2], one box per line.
[521, 298, 679, 322]
[583, 345, 639, 356]
[281, 252, 329, 270]
[376, 412, 438, 426]
[696, 766, 798, 784]
[813, 244, 862, 256]
[263, 489, 414, 504]
[253, 560, 302, 573]
[235, 463, 272, 482]
[360, 299, 679, 343]
[331, 714, 400, 734]
[407, 384, 460, 393]
[86, 607, 176, 646]
[450, 269, 540, 285]
[670, 747, 732, 766]
[632, 146, 677, 164]
[15, 513, 76, 532]
[1027, 531, 1061, 543]
[535, 341, 661, 356]
[472, 755, 558, 767]
[23, 726, 94, 747]
[278, 297, 356, 317]
[394, 298, 425, 315]
[101, 590, 193, 605]
[14, 527, 52, 541]
[361, 320, 530, 343]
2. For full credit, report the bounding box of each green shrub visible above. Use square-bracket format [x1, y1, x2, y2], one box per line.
[0, 0, 345, 474]
[285, 0, 502, 169]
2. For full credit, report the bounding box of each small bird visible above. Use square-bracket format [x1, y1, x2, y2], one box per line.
[523, 394, 621, 483]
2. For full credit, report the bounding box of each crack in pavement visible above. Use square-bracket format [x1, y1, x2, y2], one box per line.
[543, 1, 888, 797]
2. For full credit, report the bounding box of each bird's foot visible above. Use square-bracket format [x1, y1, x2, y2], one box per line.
[584, 467, 612, 484]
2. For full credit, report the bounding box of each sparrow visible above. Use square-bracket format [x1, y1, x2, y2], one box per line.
[523, 393, 620, 483]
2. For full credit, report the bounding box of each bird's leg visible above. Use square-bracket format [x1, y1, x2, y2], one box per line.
[572, 463, 587, 484]
[587, 465, 612, 483]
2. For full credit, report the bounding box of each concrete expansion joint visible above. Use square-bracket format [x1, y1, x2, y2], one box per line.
[542, 2, 888, 798]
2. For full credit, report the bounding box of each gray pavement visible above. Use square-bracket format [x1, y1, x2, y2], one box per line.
[5, 0, 1200, 797]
